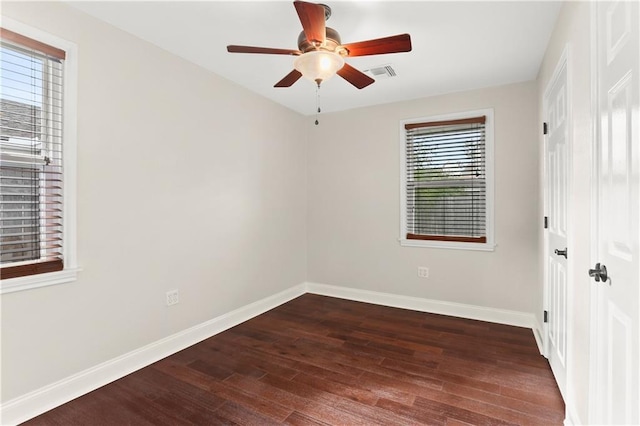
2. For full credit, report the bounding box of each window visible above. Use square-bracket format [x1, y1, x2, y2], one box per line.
[400, 109, 494, 251]
[1, 22, 77, 292]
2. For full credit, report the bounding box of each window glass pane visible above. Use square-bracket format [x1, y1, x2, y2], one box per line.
[0, 167, 40, 263]
[2, 45, 44, 105]
[405, 118, 487, 242]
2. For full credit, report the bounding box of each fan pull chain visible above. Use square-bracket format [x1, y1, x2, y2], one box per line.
[315, 84, 321, 125]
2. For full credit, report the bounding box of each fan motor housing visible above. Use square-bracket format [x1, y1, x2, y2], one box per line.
[297, 27, 343, 54]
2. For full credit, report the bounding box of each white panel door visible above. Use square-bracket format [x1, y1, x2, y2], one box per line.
[592, 1, 639, 424]
[544, 52, 569, 398]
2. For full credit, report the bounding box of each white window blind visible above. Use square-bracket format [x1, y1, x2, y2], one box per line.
[404, 116, 487, 243]
[1, 28, 65, 279]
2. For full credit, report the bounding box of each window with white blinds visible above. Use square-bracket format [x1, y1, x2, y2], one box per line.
[1, 28, 65, 279]
[401, 111, 494, 249]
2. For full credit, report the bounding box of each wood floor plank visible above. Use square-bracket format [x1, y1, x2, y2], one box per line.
[375, 397, 448, 426]
[214, 401, 283, 426]
[380, 357, 501, 394]
[207, 344, 301, 381]
[224, 374, 371, 425]
[283, 411, 331, 426]
[414, 389, 547, 425]
[24, 294, 564, 425]
[413, 396, 515, 426]
[230, 374, 386, 425]
[295, 363, 415, 406]
[292, 371, 380, 406]
[442, 383, 564, 423]
[153, 361, 294, 422]
[133, 367, 227, 413]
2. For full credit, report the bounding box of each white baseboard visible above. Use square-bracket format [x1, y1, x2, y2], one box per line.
[564, 402, 582, 426]
[532, 318, 545, 355]
[306, 282, 537, 329]
[0, 283, 306, 426]
[1, 281, 540, 425]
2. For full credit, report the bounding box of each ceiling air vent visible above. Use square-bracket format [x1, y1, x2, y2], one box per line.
[364, 65, 397, 79]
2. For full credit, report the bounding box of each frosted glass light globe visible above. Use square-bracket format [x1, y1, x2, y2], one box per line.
[294, 51, 345, 85]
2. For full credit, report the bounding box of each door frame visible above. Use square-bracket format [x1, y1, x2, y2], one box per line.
[542, 44, 572, 402]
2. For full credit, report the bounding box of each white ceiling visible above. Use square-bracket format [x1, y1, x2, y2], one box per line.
[68, 1, 562, 116]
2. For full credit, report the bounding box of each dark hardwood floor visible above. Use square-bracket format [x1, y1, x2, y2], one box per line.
[24, 294, 565, 425]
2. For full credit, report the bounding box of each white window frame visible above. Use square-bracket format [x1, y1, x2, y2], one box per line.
[399, 108, 495, 251]
[1, 18, 79, 293]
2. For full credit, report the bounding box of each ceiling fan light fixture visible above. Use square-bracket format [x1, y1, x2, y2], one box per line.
[294, 50, 344, 85]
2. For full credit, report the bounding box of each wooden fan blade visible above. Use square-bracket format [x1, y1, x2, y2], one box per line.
[294, 1, 326, 44]
[337, 63, 375, 89]
[227, 45, 301, 55]
[274, 70, 303, 87]
[341, 34, 412, 57]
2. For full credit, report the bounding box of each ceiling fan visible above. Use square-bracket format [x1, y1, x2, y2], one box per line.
[227, 0, 412, 89]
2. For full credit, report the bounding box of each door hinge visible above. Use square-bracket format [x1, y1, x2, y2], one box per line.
[544, 310, 549, 323]
[544, 216, 548, 229]
[543, 122, 548, 135]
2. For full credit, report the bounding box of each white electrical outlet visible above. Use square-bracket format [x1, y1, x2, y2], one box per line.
[166, 289, 179, 306]
[417, 267, 429, 278]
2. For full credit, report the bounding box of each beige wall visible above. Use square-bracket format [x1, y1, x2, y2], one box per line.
[537, 2, 592, 423]
[0, 2, 307, 402]
[307, 81, 540, 313]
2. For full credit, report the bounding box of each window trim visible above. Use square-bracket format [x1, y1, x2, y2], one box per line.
[1, 18, 79, 293]
[399, 108, 495, 251]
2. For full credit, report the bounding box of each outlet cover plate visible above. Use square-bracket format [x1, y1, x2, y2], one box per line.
[417, 267, 429, 278]
[166, 290, 179, 306]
